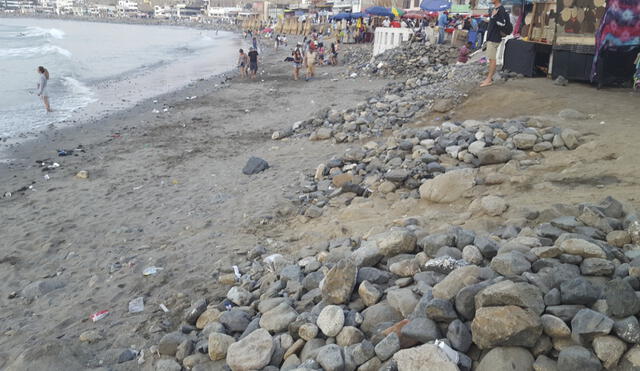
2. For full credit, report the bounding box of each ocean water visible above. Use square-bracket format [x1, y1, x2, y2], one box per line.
[0, 18, 241, 139]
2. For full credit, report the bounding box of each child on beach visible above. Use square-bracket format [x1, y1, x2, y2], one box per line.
[36, 66, 52, 112]
[238, 49, 249, 78]
[457, 42, 472, 64]
[292, 48, 303, 80]
[330, 41, 338, 65]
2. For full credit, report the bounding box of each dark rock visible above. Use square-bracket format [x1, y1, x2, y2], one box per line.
[185, 299, 207, 326]
[219, 309, 252, 333]
[571, 309, 614, 344]
[242, 156, 269, 175]
[401, 317, 441, 344]
[613, 316, 640, 344]
[557, 346, 603, 371]
[560, 277, 601, 305]
[604, 279, 640, 318]
[447, 319, 472, 352]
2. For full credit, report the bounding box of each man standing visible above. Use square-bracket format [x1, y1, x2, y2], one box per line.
[248, 47, 259, 80]
[437, 11, 448, 44]
[480, 0, 509, 87]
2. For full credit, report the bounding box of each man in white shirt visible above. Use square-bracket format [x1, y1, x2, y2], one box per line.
[382, 18, 390, 27]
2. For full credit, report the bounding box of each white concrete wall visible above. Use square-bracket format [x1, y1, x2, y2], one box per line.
[373, 27, 413, 56]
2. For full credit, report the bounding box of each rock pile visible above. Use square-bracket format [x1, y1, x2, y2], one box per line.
[292, 117, 582, 216]
[277, 62, 484, 144]
[146, 196, 640, 371]
[270, 42, 483, 143]
[342, 42, 459, 78]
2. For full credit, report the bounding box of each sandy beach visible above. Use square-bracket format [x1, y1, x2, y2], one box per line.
[2, 26, 640, 370]
[0, 39, 392, 369]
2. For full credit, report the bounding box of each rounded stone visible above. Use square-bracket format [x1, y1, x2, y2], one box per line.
[317, 305, 345, 337]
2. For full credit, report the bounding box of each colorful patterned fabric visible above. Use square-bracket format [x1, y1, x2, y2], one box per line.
[635, 52, 640, 90]
[592, 0, 640, 81]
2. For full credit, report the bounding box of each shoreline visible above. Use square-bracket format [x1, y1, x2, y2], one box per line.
[0, 17, 247, 159]
[0, 12, 240, 31]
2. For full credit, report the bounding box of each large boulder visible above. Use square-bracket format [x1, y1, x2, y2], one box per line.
[433, 265, 482, 300]
[557, 346, 602, 371]
[476, 347, 534, 371]
[475, 280, 545, 315]
[393, 344, 459, 371]
[471, 306, 542, 349]
[226, 329, 275, 371]
[571, 309, 614, 345]
[259, 303, 298, 333]
[370, 229, 417, 257]
[560, 239, 606, 259]
[321, 258, 357, 304]
[419, 168, 477, 203]
[477, 146, 512, 165]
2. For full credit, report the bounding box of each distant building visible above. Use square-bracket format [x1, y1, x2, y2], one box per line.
[2, 0, 36, 12]
[117, 0, 138, 16]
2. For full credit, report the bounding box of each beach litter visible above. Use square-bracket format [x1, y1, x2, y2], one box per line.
[90, 310, 109, 322]
[159, 304, 169, 313]
[142, 266, 163, 276]
[128, 297, 144, 313]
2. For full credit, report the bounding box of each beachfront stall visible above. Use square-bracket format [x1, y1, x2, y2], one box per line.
[498, 0, 639, 87]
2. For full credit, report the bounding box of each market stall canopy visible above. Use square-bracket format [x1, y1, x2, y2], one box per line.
[419, 0, 451, 12]
[330, 12, 366, 20]
[402, 10, 436, 19]
[391, 7, 405, 18]
[365, 6, 395, 17]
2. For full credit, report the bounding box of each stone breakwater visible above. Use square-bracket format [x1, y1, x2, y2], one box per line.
[146, 195, 640, 371]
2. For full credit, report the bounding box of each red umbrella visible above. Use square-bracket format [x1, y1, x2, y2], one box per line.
[262, 27, 273, 33]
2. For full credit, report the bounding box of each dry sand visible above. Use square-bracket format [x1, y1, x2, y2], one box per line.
[1, 43, 639, 370]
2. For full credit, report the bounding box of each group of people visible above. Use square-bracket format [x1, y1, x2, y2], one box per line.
[289, 37, 339, 81]
[237, 47, 260, 79]
[237, 28, 340, 82]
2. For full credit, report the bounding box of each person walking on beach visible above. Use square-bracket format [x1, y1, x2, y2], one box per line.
[238, 49, 249, 78]
[330, 41, 338, 65]
[36, 66, 52, 113]
[480, 0, 510, 87]
[304, 42, 317, 81]
[248, 47, 259, 79]
[292, 48, 303, 80]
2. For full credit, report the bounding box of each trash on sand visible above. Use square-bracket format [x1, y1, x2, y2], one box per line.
[3, 192, 11, 198]
[90, 310, 109, 322]
[44, 174, 50, 180]
[159, 304, 169, 313]
[435, 339, 459, 364]
[152, 109, 160, 114]
[129, 297, 144, 313]
[232, 265, 241, 279]
[143, 266, 163, 276]
[350, 73, 358, 78]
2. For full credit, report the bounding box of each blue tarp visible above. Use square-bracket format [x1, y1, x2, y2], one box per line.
[330, 12, 366, 20]
[365, 6, 394, 17]
[419, 0, 451, 11]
